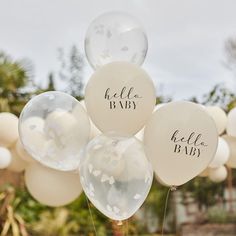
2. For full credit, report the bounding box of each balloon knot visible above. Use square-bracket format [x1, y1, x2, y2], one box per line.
[170, 186, 177, 191]
[117, 220, 123, 226]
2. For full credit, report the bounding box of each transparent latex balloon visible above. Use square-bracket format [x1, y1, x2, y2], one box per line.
[79, 133, 153, 221]
[85, 11, 148, 69]
[19, 91, 90, 171]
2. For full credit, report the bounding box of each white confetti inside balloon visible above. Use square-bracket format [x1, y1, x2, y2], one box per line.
[79, 133, 153, 220]
[0, 147, 12, 169]
[19, 91, 90, 171]
[85, 11, 148, 69]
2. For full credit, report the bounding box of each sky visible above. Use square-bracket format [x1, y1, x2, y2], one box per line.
[0, 0, 236, 100]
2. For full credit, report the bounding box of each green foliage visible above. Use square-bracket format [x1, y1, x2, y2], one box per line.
[58, 45, 85, 99]
[181, 177, 225, 211]
[207, 207, 236, 223]
[0, 52, 33, 115]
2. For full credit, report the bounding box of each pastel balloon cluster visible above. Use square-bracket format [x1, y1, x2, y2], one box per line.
[198, 106, 236, 182]
[15, 12, 227, 221]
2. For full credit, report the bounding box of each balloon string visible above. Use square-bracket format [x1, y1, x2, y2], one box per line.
[86, 196, 98, 236]
[126, 219, 129, 236]
[161, 186, 177, 236]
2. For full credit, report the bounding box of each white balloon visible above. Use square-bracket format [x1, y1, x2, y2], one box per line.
[25, 163, 82, 207]
[144, 101, 218, 186]
[226, 107, 236, 137]
[85, 62, 156, 135]
[0, 147, 12, 169]
[8, 146, 28, 172]
[154, 103, 165, 111]
[0, 113, 18, 147]
[209, 137, 230, 168]
[79, 134, 153, 220]
[85, 11, 148, 69]
[19, 91, 91, 171]
[222, 135, 236, 168]
[15, 139, 35, 163]
[205, 106, 227, 135]
[209, 166, 227, 183]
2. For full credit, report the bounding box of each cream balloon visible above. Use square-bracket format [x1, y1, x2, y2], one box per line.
[154, 103, 165, 111]
[135, 104, 166, 141]
[74, 101, 101, 138]
[209, 137, 230, 168]
[85, 62, 156, 135]
[222, 135, 236, 168]
[226, 107, 236, 137]
[8, 146, 28, 172]
[19, 91, 91, 171]
[135, 128, 144, 141]
[144, 101, 218, 186]
[199, 168, 209, 177]
[15, 139, 35, 163]
[209, 166, 227, 183]
[0, 147, 12, 169]
[206, 106, 227, 135]
[25, 163, 82, 207]
[0, 113, 19, 147]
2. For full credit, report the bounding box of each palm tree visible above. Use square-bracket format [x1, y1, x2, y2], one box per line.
[0, 51, 33, 115]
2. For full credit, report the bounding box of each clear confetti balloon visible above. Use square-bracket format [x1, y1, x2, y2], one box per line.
[85, 11, 148, 69]
[19, 91, 90, 171]
[79, 133, 153, 221]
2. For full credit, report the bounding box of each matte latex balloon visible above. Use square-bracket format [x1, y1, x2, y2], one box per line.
[25, 163, 82, 207]
[135, 128, 144, 141]
[199, 168, 210, 177]
[75, 100, 101, 138]
[79, 134, 153, 221]
[209, 166, 227, 183]
[85, 62, 156, 135]
[209, 137, 230, 168]
[0, 147, 12, 169]
[0, 113, 18, 147]
[85, 11, 148, 69]
[222, 135, 236, 168]
[19, 91, 90, 171]
[144, 101, 218, 186]
[15, 139, 35, 163]
[206, 106, 227, 135]
[226, 107, 236, 137]
[8, 146, 28, 172]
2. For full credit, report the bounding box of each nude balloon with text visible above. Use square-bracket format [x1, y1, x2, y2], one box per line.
[144, 101, 218, 186]
[85, 62, 156, 135]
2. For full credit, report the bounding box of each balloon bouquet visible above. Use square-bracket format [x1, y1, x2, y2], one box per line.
[16, 11, 221, 223]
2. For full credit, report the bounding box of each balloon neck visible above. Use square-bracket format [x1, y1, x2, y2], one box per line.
[117, 220, 123, 226]
[170, 186, 177, 191]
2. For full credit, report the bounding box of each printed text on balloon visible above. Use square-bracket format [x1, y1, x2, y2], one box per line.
[104, 86, 142, 110]
[171, 130, 208, 158]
